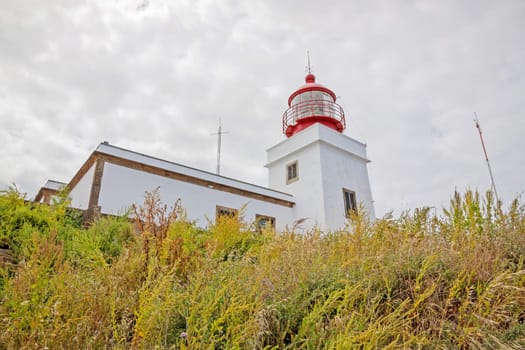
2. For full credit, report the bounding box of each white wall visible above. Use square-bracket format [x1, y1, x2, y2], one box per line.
[69, 164, 95, 210]
[266, 123, 375, 231]
[267, 141, 326, 229]
[320, 142, 375, 229]
[97, 143, 291, 202]
[97, 162, 295, 230]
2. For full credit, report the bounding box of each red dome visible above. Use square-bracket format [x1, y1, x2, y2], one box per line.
[305, 73, 316, 83]
[282, 74, 346, 137]
[287, 73, 337, 107]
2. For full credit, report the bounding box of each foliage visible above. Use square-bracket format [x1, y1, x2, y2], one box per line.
[0, 188, 524, 349]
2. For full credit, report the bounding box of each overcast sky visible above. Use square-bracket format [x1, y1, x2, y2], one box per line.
[1, 0, 524, 217]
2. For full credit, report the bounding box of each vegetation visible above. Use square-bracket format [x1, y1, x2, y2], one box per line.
[0, 187, 524, 349]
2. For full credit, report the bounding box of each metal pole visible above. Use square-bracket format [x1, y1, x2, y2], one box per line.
[217, 122, 222, 175]
[212, 119, 229, 175]
[474, 112, 499, 202]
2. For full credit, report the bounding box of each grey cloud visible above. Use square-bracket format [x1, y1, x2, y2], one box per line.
[1, 0, 524, 216]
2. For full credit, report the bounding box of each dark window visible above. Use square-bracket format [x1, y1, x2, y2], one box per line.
[255, 214, 276, 231]
[343, 189, 357, 217]
[216, 205, 237, 220]
[287, 161, 298, 184]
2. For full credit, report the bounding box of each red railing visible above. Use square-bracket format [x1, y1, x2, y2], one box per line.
[282, 99, 346, 134]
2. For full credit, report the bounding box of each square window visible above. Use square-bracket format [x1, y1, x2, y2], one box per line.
[255, 214, 276, 231]
[286, 161, 299, 184]
[343, 189, 357, 217]
[216, 205, 237, 220]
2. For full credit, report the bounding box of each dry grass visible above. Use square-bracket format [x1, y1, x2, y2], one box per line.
[0, 188, 524, 349]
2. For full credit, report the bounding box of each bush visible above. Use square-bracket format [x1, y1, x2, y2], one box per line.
[0, 189, 524, 349]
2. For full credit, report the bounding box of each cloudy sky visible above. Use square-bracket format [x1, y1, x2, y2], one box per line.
[1, 0, 524, 217]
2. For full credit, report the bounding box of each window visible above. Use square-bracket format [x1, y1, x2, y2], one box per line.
[216, 205, 237, 220]
[255, 214, 276, 231]
[343, 189, 357, 217]
[286, 161, 298, 184]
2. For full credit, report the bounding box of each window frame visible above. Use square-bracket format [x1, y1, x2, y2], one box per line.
[286, 160, 299, 184]
[342, 188, 357, 217]
[216, 205, 238, 220]
[255, 214, 276, 232]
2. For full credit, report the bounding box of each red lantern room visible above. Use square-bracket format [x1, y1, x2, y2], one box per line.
[282, 73, 346, 137]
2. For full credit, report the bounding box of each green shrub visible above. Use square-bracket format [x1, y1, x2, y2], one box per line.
[0, 189, 524, 349]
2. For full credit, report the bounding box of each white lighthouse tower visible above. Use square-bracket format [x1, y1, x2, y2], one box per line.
[266, 72, 375, 230]
[36, 68, 375, 232]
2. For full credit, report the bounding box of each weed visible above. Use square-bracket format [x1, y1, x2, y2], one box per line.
[0, 189, 524, 349]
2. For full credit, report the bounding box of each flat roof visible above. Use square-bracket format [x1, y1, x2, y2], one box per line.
[42, 180, 66, 191]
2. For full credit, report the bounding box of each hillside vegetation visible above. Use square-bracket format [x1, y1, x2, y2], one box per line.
[0, 188, 524, 349]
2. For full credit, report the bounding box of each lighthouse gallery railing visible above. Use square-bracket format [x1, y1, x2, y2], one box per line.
[282, 99, 346, 134]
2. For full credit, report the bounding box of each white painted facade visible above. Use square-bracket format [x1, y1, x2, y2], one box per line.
[266, 123, 375, 231]
[61, 143, 294, 231]
[37, 73, 375, 232]
[97, 161, 295, 230]
[95, 143, 292, 201]
[69, 164, 94, 210]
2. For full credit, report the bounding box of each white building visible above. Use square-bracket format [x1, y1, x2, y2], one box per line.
[35, 73, 375, 232]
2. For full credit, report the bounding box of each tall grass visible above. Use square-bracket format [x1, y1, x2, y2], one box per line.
[0, 188, 524, 349]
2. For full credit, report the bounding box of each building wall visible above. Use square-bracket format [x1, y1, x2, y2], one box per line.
[266, 123, 375, 231]
[267, 141, 325, 229]
[319, 142, 375, 229]
[96, 142, 290, 202]
[69, 164, 95, 210]
[97, 162, 295, 230]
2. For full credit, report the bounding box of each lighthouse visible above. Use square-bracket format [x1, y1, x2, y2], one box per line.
[266, 72, 375, 230]
[35, 68, 375, 232]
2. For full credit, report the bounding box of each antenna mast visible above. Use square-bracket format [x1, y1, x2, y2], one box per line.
[306, 50, 312, 73]
[212, 119, 229, 175]
[473, 112, 499, 202]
